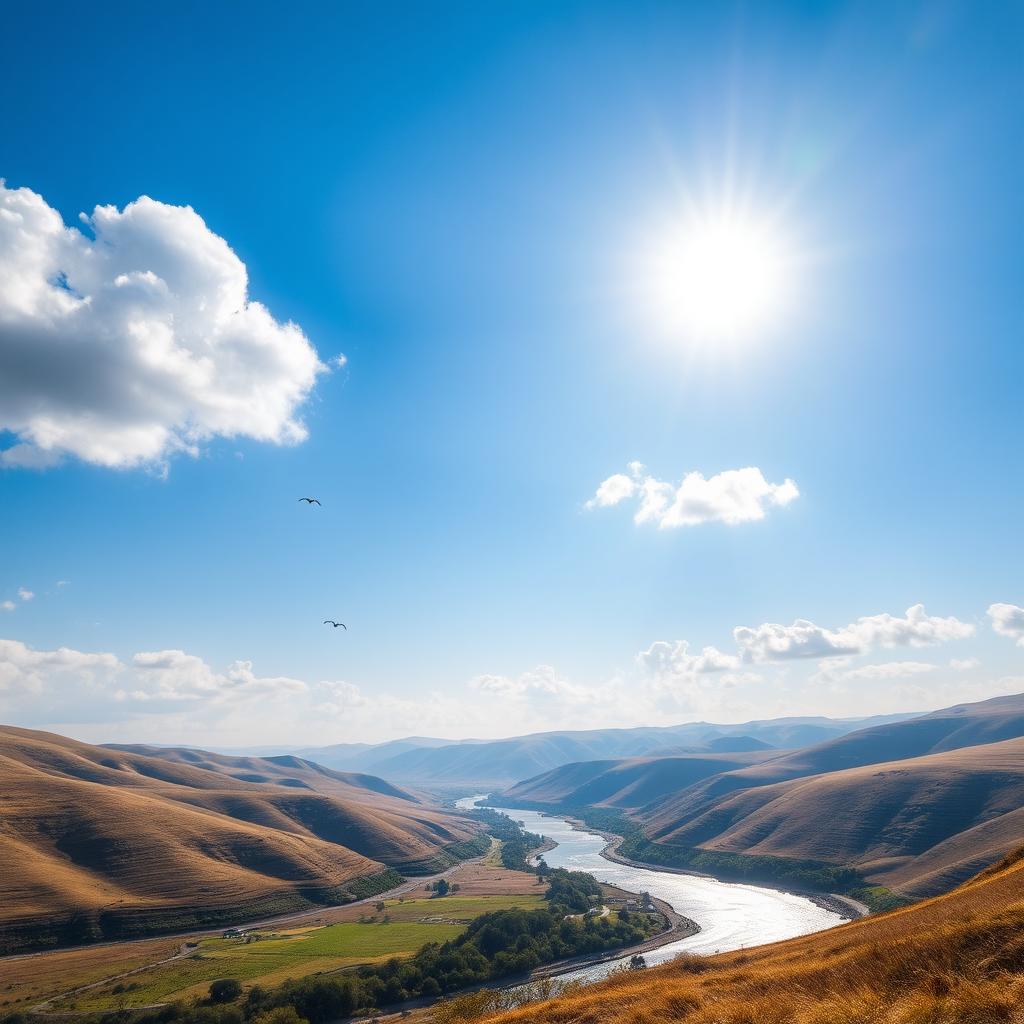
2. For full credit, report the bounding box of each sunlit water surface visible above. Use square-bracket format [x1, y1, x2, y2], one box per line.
[456, 794, 847, 982]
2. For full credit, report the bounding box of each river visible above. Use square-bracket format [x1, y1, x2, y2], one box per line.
[456, 795, 847, 982]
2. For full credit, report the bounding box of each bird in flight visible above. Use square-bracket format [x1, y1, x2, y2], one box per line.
[298, 497, 322, 505]
[323, 620, 347, 629]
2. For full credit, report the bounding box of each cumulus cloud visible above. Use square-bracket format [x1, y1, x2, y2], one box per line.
[637, 640, 741, 678]
[0, 637, 122, 698]
[989, 603, 1024, 648]
[1, 601, 15, 612]
[128, 650, 307, 703]
[587, 462, 798, 528]
[735, 604, 974, 662]
[17, 588, 33, 602]
[0, 181, 326, 470]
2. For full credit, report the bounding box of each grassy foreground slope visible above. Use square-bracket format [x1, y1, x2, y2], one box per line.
[0, 726, 483, 951]
[491, 847, 1024, 1024]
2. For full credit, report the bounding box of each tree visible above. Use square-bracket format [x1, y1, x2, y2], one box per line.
[629, 954, 647, 971]
[209, 979, 242, 1003]
[375, 901, 386, 912]
[253, 1009, 309, 1024]
[434, 878, 450, 897]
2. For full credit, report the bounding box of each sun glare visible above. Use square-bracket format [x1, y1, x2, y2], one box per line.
[644, 207, 796, 343]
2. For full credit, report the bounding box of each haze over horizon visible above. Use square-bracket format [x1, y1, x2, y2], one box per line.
[1, 1, 1022, 748]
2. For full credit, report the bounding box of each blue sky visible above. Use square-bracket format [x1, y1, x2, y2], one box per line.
[0, 1, 1022, 745]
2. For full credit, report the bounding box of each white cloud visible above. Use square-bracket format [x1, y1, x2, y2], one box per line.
[129, 649, 308, 702]
[17, 588, 33, 602]
[586, 472, 638, 509]
[950, 657, 980, 671]
[734, 619, 860, 662]
[989, 603, 1024, 648]
[849, 604, 975, 649]
[836, 660, 939, 681]
[1, 601, 14, 612]
[0, 181, 326, 470]
[587, 462, 798, 528]
[56, 580, 69, 588]
[0, 637, 122, 697]
[332, 353, 348, 369]
[637, 640, 741, 678]
[468, 664, 592, 704]
[735, 604, 974, 662]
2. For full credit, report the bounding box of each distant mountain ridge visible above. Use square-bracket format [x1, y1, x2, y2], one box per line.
[286, 713, 914, 786]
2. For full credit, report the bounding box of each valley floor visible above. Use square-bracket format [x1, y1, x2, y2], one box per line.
[2, 847, 515, 1014]
[3, 840, 681, 1018]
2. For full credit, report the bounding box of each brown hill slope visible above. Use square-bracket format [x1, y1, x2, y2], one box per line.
[500, 750, 783, 809]
[643, 736, 1024, 897]
[639, 691, 1024, 836]
[0, 726, 482, 952]
[489, 845, 1024, 1024]
[105, 743, 418, 802]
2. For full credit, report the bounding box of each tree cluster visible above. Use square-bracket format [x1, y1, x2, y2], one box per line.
[469, 808, 544, 871]
[243, 901, 657, 1021]
[542, 869, 603, 914]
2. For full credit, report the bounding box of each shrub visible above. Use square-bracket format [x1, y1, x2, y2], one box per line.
[209, 979, 242, 1004]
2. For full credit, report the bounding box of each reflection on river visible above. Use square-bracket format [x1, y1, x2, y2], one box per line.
[456, 795, 847, 982]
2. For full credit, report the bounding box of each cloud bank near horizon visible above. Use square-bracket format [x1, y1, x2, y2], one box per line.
[0, 600, 1016, 747]
[0, 181, 327, 471]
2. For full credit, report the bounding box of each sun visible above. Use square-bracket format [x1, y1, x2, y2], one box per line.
[643, 206, 796, 343]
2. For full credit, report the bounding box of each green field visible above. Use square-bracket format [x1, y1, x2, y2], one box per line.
[55, 894, 544, 1011]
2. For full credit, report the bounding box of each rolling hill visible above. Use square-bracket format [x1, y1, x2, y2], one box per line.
[295, 713, 911, 786]
[493, 693, 1024, 901]
[639, 691, 1024, 842]
[644, 735, 1024, 897]
[499, 749, 784, 809]
[490, 842, 1024, 1024]
[0, 726, 484, 952]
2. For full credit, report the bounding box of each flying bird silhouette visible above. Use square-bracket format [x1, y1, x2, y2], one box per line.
[323, 620, 347, 629]
[298, 497, 321, 505]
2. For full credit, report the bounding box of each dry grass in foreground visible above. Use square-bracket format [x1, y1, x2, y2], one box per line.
[483, 848, 1024, 1024]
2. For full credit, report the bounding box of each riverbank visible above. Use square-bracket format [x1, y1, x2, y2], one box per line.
[527, 885, 699, 982]
[565, 816, 867, 922]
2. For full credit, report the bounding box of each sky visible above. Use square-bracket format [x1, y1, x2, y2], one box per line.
[0, 0, 1022, 747]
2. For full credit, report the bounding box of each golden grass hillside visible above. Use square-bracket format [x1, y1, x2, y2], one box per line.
[643, 735, 1024, 897]
[489, 846, 1024, 1024]
[0, 725, 482, 951]
[105, 744, 419, 802]
[501, 750, 783, 809]
[642, 692, 1024, 831]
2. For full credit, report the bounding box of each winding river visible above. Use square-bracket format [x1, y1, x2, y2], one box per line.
[456, 795, 847, 982]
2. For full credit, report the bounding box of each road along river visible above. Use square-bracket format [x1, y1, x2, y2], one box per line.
[457, 796, 849, 982]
